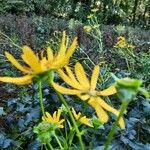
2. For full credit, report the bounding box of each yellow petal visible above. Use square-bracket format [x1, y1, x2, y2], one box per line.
[53, 111, 57, 120]
[5, 52, 31, 74]
[75, 62, 90, 89]
[52, 82, 81, 95]
[77, 94, 90, 101]
[64, 66, 83, 88]
[80, 116, 93, 127]
[58, 69, 83, 90]
[50, 56, 66, 69]
[56, 31, 66, 60]
[97, 86, 116, 96]
[58, 119, 65, 124]
[47, 47, 54, 62]
[91, 65, 99, 90]
[45, 112, 53, 121]
[72, 108, 81, 120]
[65, 37, 78, 62]
[88, 97, 109, 123]
[96, 97, 125, 129]
[0, 75, 32, 85]
[57, 109, 62, 120]
[64, 66, 76, 81]
[22, 46, 42, 73]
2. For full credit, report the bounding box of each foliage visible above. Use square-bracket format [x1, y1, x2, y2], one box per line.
[0, 0, 149, 28]
[0, 2, 150, 149]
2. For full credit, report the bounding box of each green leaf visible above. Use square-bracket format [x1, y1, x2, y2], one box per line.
[116, 78, 142, 102]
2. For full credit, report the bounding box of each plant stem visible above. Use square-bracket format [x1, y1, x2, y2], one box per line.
[53, 133, 64, 150]
[38, 81, 45, 117]
[104, 101, 128, 150]
[47, 143, 54, 150]
[89, 129, 96, 150]
[56, 92, 85, 150]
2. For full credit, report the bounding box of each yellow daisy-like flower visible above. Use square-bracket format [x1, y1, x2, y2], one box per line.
[0, 31, 77, 85]
[72, 108, 93, 127]
[52, 62, 125, 129]
[42, 109, 65, 128]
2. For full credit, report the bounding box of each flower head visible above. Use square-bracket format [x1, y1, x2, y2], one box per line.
[72, 108, 93, 127]
[52, 62, 125, 129]
[0, 31, 77, 85]
[114, 36, 135, 49]
[42, 109, 65, 128]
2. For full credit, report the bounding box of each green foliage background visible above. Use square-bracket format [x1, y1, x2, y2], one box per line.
[0, 0, 149, 28]
[0, 0, 150, 150]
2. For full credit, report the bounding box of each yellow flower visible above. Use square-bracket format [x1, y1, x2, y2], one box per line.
[42, 109, 65, 128]
[117, 36, 126, 41]
[0, 31, 77, 85]
[114, 36, 126, 48]
[52, 62, 125, 129]
[83, 25, 92, 33]
[114, 36, 135, 49]
[72, 108, 93, 127]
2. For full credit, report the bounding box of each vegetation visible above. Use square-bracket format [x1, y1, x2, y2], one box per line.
[0, 1, 150, 150]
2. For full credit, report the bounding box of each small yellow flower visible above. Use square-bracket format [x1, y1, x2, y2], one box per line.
[83, 25, 92, 33]
[0, 31, 77, 85]
[117, 36, 126, 41]
[72, 108, 93, 127]
[114, 36, 135, 49]
[42, 109, 65, 128]
[52, 62, 125, 129]
[114, 36, 126, 48]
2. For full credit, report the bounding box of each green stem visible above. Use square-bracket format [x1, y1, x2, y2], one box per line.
[38, 81, 45, 117]
[89, 129, 96, 150]
[56, 92, 85, 150]
[53, 133, 64, 150]
[47, 143, 54, 150]
[44, 144, 49, 150]
[104, 101, 128, 150]
[67, 129, 75, 147]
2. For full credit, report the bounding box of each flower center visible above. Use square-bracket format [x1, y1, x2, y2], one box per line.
[88, 89, 97, 97]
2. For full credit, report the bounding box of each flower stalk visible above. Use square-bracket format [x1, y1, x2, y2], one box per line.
[38, 81, 45, 117]
[56, 91, 85, 150]
[104, 101, 128, 150]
